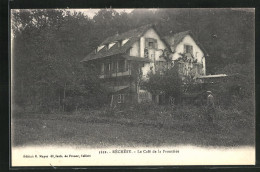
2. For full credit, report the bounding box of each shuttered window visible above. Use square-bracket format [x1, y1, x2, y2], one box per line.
[184, 45, 193, 55]
[118, 94, 125, 103]
[145, 38, 158, 49]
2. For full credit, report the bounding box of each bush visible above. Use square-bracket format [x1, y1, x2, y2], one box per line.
[142, 66, 183, 103]
[63, 94, 110, 112]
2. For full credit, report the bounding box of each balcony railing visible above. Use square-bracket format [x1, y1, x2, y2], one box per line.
[177, 62, 204, 76]
[99, 70, 131, 78]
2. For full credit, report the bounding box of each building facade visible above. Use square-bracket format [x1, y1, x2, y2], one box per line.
[81, 24, 208, 104]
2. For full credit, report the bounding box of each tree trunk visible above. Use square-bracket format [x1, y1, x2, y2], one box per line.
[21, 80, 24, 97]
[110, 95, 114, 108]
[21, 80, 26, 111]
[59, 89, 61, 112]
[63, 83, 66, 111]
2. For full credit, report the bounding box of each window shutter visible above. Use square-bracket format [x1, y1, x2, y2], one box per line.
[118, 94, 121, 103]
[154, 39, 158, 49]
[122, 94, 125, 103]
[145, 38, 149, 48]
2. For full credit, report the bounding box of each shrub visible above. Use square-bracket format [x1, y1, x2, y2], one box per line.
[142, 66, 183, 103]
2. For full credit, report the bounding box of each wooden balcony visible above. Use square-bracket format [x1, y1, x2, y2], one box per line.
[99, 70, 131, 79]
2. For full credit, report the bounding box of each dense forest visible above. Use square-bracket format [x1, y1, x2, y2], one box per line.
[11, 9, 255, 112]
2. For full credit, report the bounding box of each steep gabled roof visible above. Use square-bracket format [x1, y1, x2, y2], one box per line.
[163, 31, 191, 52]
[81, 37, 140, 62]
[101, 24, 153, 45]
[81, 24, 171, 62]
[81, 24, 154, 62]
[163, 30, 208, 56]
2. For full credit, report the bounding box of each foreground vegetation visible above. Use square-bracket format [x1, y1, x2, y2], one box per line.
[12, 102, 255, 148]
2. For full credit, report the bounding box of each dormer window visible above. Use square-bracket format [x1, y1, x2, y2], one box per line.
[108, 42, 116, 49]
[97, 45, 105, 52]
[122, 39, 129, 46]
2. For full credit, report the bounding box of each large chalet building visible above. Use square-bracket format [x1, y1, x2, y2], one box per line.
[81, 24, 208, 104]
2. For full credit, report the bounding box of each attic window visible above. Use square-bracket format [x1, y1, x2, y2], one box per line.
[184, 45, 193, 55]
[97, 45, 105, 52]
[108, 42, 116, 49]
[122, 39, 129, 46]
[148, 42, 154, 49]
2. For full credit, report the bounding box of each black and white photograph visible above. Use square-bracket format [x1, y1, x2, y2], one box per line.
[10, 8, 255, 166]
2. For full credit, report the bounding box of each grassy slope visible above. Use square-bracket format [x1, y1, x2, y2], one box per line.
[12, 104, 255, 147]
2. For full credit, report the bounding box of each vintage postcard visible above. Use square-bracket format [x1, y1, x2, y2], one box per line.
[10, 8, 255, 167]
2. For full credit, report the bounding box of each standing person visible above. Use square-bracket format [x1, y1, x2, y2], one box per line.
[206, 91, 215, 122]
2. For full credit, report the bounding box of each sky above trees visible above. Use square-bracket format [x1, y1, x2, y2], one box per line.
[70, 9, 134, 18]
